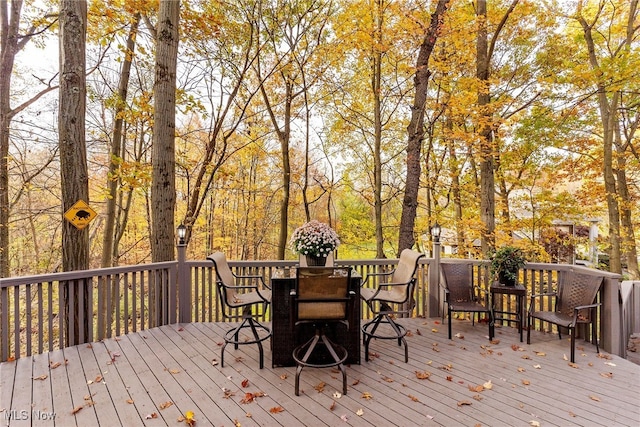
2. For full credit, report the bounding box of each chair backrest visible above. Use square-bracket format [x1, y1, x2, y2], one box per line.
[440, 262, 473, 302]
[294, 267, 351, 321]
[557, 270, 604, 320]
[207, 252, 237, 306]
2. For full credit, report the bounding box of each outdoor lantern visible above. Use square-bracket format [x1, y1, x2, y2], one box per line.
[431, 222, 441, 243]
[177, 223, 187, 245]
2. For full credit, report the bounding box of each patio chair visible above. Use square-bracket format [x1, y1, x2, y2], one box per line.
[207, 252, 272, 369]
[291, 267, 354, 396]
[361, 249, 425, 362]
[527, 270, 603, 363]
[440, 262, 494, 340]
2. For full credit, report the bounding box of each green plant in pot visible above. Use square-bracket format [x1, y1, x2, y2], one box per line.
[490, 246, 526, 286]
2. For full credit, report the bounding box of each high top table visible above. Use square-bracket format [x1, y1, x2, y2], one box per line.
[491, 283, 526, 342]
[270, 268, 362, 368]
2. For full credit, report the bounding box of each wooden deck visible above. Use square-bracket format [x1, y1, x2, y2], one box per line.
[1, 318, 638, 427]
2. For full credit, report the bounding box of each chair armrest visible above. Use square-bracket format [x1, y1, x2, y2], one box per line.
[361, 271, 394, 287]
[571, 302, 601, 323]
[234, 274, 271, 290]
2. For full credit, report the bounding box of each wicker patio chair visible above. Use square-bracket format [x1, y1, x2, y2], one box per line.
[291, 267, 354, 396]
[527, 270, 603, 363]
[207, 252, 272, 369]
[440, 262, 494, 340]
[361, 249, 425, 362]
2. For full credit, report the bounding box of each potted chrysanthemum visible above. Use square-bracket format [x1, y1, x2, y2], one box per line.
[290, 220, 340, 266]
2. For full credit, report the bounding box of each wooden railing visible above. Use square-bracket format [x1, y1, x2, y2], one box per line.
[0, 256, 624, 362]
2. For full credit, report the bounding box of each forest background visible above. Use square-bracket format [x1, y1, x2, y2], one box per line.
[1, 0, 638, 279]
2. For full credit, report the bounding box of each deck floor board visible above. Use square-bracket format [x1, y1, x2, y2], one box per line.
[1, 318, 638, 427]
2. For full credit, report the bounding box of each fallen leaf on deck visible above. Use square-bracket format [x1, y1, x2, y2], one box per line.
[563, 354, 568, 361]
[597, 353, 612, 360]
[521, 354, 531, 360]
[33, 374, 48, 380]
[455, 333, 464, 339]
[240, 392, 265, 403]
[169, 369, 180, 374]
[95, 375, 103, 382]
[406, 330, 413, 337]
[416, 329, 422, 335]
[333, 392, 342, 399]
[517, 367, 526, 372]
[72, 406, 83, 414]
[483, 380, 492, 390]
[490, 339, 500, 344]
[522, 379, 530, 385]
[315, 382, 326, 393]
[383, 376, 394, 382]
[569, 411, 576, 417]
[468, 384, 483, 393]
[241, 379, 249, 388]
[50, 361, 62, 369]
[535, 351, 546, 356]
[184, 411, 195, 426]
[431, 328, 438, 333]
[159, 401, 173, 410]
[145, 413, 158, 419]
[233, 419, 240, 427]
[446, 376, 453, 381]
[126, 399, 134, 404]
[472, 394, 483, 401]
[457, 400, 472, 406]
[352, 379, 360, 385]
[589, 395, 600, 402]
[408, 395, 419, 402]
[599, 372, 613, 379]
[511, 344, 520, 351]
[211, 359, 218, 366]
[280, 374, 287, 380]
[329, 400, 336, 410]
[415, 371, 431, 380]
[604, 362, 616, 367]
[529, 421, 540, 427]
[177, 327, 184, 331]
[361, 392, 373, 400]
[356, 409, 364, 416]
[340, 414, 349, 421]
[269, 406, 284, 413]
[533, 364, 541, 369]
[568, 362, 579, 368]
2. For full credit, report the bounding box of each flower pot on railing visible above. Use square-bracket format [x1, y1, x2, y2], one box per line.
[305, 255, 327, 266]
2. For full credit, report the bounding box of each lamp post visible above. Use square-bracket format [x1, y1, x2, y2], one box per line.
[428, 222, 442, 318]
[176, 223, 190, 323]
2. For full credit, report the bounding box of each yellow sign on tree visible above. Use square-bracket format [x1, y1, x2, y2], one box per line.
[64, 200, 97, 230]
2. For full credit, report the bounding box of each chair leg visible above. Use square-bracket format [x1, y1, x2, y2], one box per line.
[570, 326, 576, 363]
[448, 307, 453, 339]
[249, 318, 265, 369]
[526, 314, 531, 345]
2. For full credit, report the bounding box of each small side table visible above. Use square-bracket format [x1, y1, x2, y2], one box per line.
[491, 283, 526, 342]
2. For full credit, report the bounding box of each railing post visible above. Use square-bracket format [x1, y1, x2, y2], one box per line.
[177, 224, 191, 323]
[428, 224, 441, 318]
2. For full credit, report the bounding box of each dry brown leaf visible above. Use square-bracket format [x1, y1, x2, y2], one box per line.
[269, 406, 284, 414]
[169, 369, 180, 374]
[408, 394, 419, 402]
[314, 382, 326, 393]
[184, 411, 196, 426]
[383, 376, 394, 382]
[568, 362, 579, 368]
[569, 411, 577, 417]
[160, 401, 173, 410]
[483, 380, 492, 390]
[599, 372, 613, 379]
[415, 371, 431, 380]
[457, 400, 473, 407]
[241, 379, 249, 388]
[329, 401, 336, 411]
[361, 392, 373, 400]
[472, 394, 483, 401]
[446, 376, 453, 381]
[511, 344, 520, 351]
[521, 355, 531, 360]
[535, 351, 546, 356]
[34, 374, 48, 380]
[50, 361, 62, 369]
[356, 408, 364, 416]
[71, 406, 83, 415]
[468, 384, 483, 393]
[126, 399, 134, 404]
[522, 379, 531, 385]
[589, 395, 601, 402]
[94, 375, 103, 382]
[280, 374, 287, 380]
[517, 367, 526, 372]
[490, 339, 500, 345]
[351, 379, 360, 386]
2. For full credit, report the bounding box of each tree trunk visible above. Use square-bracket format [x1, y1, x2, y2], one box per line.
[151, 0, 179, 264]
[59, 0, 89, 345]
[476, 0, 495, 255]
[398, 0, 450, 255]
[102, 12, 140, 268]
[372, 0, 384, 258]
